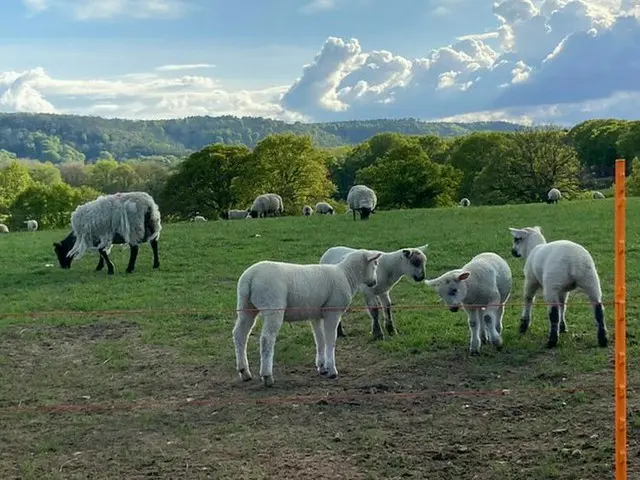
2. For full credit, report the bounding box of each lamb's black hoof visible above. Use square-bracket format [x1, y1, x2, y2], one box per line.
[598, 330, 609, 348]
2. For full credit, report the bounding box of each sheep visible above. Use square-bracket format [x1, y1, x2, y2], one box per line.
[53, 191, 162, 275]
[302, 205, 313, 216]
[424, 252, 511, 355]
[319, 244, 428, 340]
[0, 224, 8, 233]
[192, 215, 207, 222]
[592, 191, 605, 200]
[508, 226, 608, 349]
[223, 209, 250, 220]
[315, 202, 335, 215]
[24, 219, 38, 231]
[249, 193, 284, 218]
[233, 249, 382, 387]
[459, 198, 471, 207]
[547, 188, 562, 204]
[347, 185, 377, 220]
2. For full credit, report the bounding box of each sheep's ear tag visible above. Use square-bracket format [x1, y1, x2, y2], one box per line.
[457, 272, 471, 281]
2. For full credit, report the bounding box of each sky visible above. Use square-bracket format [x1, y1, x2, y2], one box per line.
[0, 0, 639, 125]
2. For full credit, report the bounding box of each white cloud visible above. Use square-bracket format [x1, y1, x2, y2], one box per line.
[155, 63, 216, 72]
[299, 0, 337, 14]
[21, 0, 187, 20]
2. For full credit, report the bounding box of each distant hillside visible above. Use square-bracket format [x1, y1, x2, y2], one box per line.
[0, 113, 523, 163]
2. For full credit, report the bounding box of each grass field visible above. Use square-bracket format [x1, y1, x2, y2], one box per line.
[1, 199, 639, 479]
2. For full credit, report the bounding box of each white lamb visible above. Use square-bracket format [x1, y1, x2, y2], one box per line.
[547, 188, 562, 204]
[315, 201, 335, 215]
[319, 244, 428, 340]
[424, 252, 512, 354]
[24, 219, 38, 231]
[347, 185, 377, 220]
[233, 250, 382, 387]
[508, 226, 608, 349]
[192, 215, 207, 222]
[249, 193, 284, 218]
[302, 205, 313, 216]
[459, 198, 471, 207]
[592, 191, 605, 200]
[225, 209, 250, 220]
[0, 223, 8, 233]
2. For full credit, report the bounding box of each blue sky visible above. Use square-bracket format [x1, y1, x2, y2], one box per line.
[0, 0, 639, 125]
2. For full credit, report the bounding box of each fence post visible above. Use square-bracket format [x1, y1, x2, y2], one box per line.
[614, 158, 627, 480]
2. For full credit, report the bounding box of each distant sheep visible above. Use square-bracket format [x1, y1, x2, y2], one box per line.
[347, 185, 377, 220]
[53, 192, 162, 275]
[249, 193, 284, 218]
[424, 252, 511, 354]
[459, 198, 471, 207]
[547, 188, 562, 204]
[315, 202, 335, 215]
[192, 215, 207, 222]
[24, 219, 38, 231]
[302, 205, 313, 216]
[592, 191, 605, 199]
[320, 244, 428, 340]
[224, 209, 250, 220]
[233, 250, 382, 387]
[0, 224, 8, 233]
[509, 226, 608, 349]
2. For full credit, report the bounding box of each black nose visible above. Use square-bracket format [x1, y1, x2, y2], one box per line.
[449, 306, 459, 313]
[414, 274, 425, 282]
[511, 249, 520, 258]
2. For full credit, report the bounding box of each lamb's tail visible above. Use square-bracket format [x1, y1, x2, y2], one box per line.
[236, 273, 253, 313]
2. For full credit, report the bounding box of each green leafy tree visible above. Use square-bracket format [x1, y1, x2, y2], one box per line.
[617, 123, 640, 164]
[625, 158, 640, 196]
[568, 119, 628, 176]
[58, 163, 91, 187]
[89, 159, 119, 193]
[130, 161, 170, 199]
[0, 161, 34, 216]
[29, 162, 63, 185]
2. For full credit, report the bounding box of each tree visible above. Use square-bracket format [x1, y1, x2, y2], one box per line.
[0, 161, 34, 216]
[617, 122, 640, 164]
[568, 119, 628, 176]
[161, 143, 252, 219]
[625, 158, 640, 196]
[28, 162, 63, 185]
[89, 159, 119, 193]
[355, 142, 462, 208]
[130, 161, 170, 199]
[58, 163, 91, 187]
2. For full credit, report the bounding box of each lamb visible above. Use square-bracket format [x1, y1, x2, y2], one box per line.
[249, 193, 284, 218]
[53, 191, 162, 275]
[547, 188, 562, 204]
[508, 226, 608, 349]
[192, 215, 207, 222]
[424, 252, 511, 354]
[24, 219, 38, 231]
[347, 185, 377, 220]
[223, 209, 250, 220]
[592, 191, 605, 200]
[0, 224, 8, 233]
[233, 249, 382, 387]
[319, 244, 428, 340]
[302, 205, 313, 216]
[459, 198, 471, 207]
[315, 201, 335, 215]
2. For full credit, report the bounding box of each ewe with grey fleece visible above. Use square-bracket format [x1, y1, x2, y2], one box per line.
[249, 193, 283, 218]
[320, 244, 428, 340]
[0, 223, 8, 233]
[547, 188, 562, 203]
[302, 205, 313, 216]
[233, 250, 382, 387]
[509, 226, 607, 349]
[424, 252, 511, 354]
[227, 209, 250, 220]
[315, 201, 334, 215]
[459, 198, 470, 207]
[347, 185, 377, 220]
[25, 219, 38, 231]
[592, 191, 605, 199]
[67, 191, 162, 260]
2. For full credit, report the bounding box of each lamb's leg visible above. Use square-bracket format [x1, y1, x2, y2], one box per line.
[150, 238, 160, 269]
[364, 293, 384, 340]
[483, 305, 504, 350]
[259, 311, 284, 387]
[380, 292, 398, 336]
[580, 281, 608, 348]
[559, 292, 568, 334]
[95, 254, 105, 271]
[232, 305, 259, 382]
[520, 277, 540, 334]
[467, 309, 482, 355]
[125, 244, 139, 274]
[98, 248, 115, 275]
[543, 288, 561, 348]
[495, 295, 508, 334]
[321, 313, 342, 379]
[311, 319, 327, 375]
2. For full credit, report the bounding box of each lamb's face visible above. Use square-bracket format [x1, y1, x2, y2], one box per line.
[363, 252, 382, 288]
[509, 226, 542, 259]
[402, 248, 427, 282]
[424, 271, 471, 312]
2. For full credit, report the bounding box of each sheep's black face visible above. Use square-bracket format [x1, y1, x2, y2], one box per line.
[360, 208, 371, 220]
[511, 248, 521, 258]
[449, 306, 460, 313]
[249, 210, 259, 219]
[53, 242, 73, 269]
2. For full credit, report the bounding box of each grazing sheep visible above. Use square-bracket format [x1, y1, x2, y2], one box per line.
[223, 209, 250, 220]
[459, 198, 471, 207]
[592, 191, 605, 199]
[192, 215, 207, 222]
[249, 193, 284, 218]
[233, 250, 382, 387]
[347, 185, 377, 220]
[508, 226, 608, 349]
[24, 219, 38, 231]
[424, 252, 511, 354]
[53, 192, 161, 275]
[302, 205, 313, 216]
[547, 188, 562, 204]
[0, 224, 8, 233]
[320, 244, 428, 340]
[315, 202, 335, 215]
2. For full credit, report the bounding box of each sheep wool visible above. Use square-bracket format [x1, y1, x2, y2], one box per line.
[592, 191, 605, 199]
[302, 205, 313, 216]
[226, 209, 250, 220]
[508, 226, 608, 349]
[547, 188, 562, 204]
[315, 202, 335, 215]
[347, 185, 377, 220]
[193, 215, 207, 222]
[459, 198, 471, 207]
[24, 219, 38, 231]
[319, 244, 428, 340]
[0, 223, 8, 233]
[424, 252, 511, 354]
[233, 249, 382, 387]
[249, 193, 284, 218]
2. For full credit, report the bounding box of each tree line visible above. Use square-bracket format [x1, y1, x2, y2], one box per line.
[1, 119, 640, 231]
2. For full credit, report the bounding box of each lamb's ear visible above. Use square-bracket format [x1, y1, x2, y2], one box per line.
[402, 249, 411, 258]
[508, 228, 522, 238]
[367, 252, 382, 262]
[418, 243, 429, 252]
[457, 271, 471, 282]
[533, 225, 542, 233]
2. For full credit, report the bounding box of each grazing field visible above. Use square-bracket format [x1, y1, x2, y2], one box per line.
[1, 199, 640, 479]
